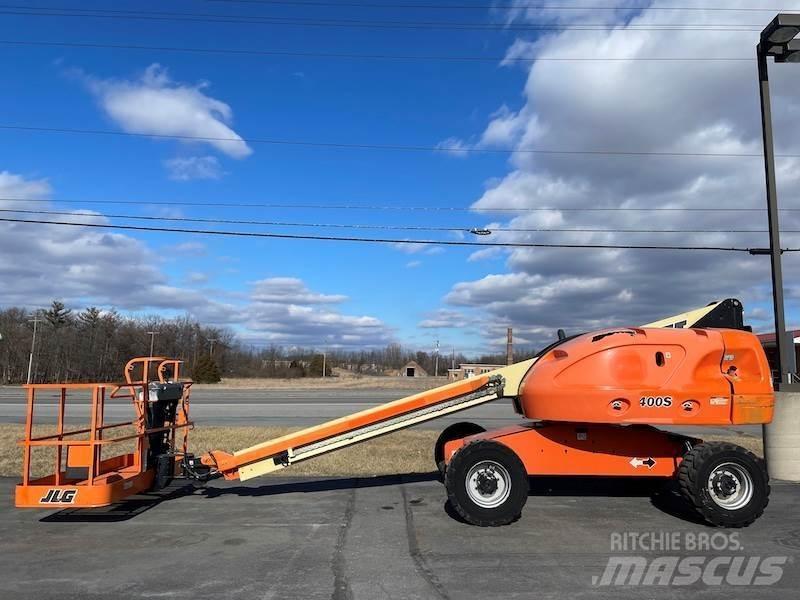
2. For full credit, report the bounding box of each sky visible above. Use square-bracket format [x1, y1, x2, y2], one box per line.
[1, 0, 800, 355]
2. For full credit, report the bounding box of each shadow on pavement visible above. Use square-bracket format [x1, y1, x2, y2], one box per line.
[39, 483, 196, 523]
[203, 472, 439, 498]
[35, 472, 707, 527]
[527, 475, 709, 526]
[444, 476, 708, 526]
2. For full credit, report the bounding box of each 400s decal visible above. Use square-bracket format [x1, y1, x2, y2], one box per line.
[639, 396, 673, 408]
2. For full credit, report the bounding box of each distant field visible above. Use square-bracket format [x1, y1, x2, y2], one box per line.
[194, 375, 448, 391]
[0, 371, 449, 392]
[0, 424, 761, 479]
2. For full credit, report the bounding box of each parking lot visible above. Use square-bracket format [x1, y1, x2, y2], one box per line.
[1, 475, 798, 599]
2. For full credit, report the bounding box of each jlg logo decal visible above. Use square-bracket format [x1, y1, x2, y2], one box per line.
[39, 489, 77, 504]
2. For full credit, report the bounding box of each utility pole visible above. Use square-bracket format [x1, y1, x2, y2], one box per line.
[434, 338, 440, 377]
[27, 315, 43, 385]
[208, 338, 218, 357]
[507, 328, 514, 366]
[322, 351, 326, 378]
[451, 347, 455, 370]
[753, 24, 800, 388]
[147, 331, 159, 358]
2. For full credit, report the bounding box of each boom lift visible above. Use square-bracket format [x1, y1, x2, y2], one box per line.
[15, 299, 774, 528]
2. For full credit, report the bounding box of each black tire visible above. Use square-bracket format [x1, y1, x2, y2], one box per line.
[445, 440, 528, 527]
[434, 422, 486, 481]
[153, 454, 174, 491]
[677, 442, 769, 528]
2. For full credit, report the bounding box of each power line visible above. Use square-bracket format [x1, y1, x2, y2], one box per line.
[205, 0, 795, 12]
[0, 5, 767, 31]
[0, 39, 755, 62]
[1, 124, 794, 158]
[0, 216, 777, 252]
[0, 207, 792, 234]
[1, 197, 796, 212]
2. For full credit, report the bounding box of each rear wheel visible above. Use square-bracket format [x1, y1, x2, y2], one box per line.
[434, 422, 486, 481]
[678, 442, 769, 527]
[445, 440, 528, 527]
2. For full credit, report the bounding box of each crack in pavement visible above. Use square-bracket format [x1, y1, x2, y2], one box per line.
[400, 480, 450, 600]
[331, 482, 357, 600]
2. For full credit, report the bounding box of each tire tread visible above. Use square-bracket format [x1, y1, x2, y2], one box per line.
[677, 441, 769, 528]
[444, 440, 528, 527]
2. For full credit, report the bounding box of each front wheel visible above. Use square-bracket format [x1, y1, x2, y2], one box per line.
[445, 440, 528, 527]
[678, 442, 769, 528]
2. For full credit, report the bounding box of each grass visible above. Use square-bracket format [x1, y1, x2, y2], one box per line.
[0, 424, 762, 480]
[0, 424, 439, 479]
[193, 372, 448, 391]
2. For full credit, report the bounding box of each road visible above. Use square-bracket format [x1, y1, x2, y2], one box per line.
[0, 386, 763, 438]
[1, 475, 798, 599]
[0, 385, 520, 429]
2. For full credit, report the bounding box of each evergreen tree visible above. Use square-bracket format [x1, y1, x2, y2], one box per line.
[45, 300, 73, 329]
[309, 354, 332, 377]
[192, 355, 221, 383]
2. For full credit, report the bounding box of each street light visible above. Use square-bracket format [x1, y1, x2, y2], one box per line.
[756, 13, 800, 388]
[146, 331, 159, 358]
[26, 315, 42, 385]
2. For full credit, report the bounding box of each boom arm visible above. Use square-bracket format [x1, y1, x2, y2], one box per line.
[196, 359, 536, 481]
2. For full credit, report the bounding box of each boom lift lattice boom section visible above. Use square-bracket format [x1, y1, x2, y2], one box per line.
[202, 360, 535, 481]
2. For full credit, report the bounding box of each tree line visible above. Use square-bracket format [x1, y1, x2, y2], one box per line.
[0, 302, 535, 384]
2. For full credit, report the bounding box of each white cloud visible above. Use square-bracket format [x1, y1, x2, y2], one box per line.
[479, 104, 527, 148]
[250, 277, 347, 305]
[393, 241, 445, 255]
[0, 173, 194, 310]
[186, 272, 210, 284]
[82, 64, 252, 159]
[468, 247, 504, 262]
[500, 39, 539, 67]
[419, 309, 467, 329]
[436, 105, 531, 154]
[437, 1, 800, 347]
[0, 172, 393, 348]
[435, 136, 472, 158]
[406, 260, 422, 268]
[164, 156, 224, 181]
[0, 171, 51, 202]
[164, 241, 207, 256]
[234, 279, 392, 347]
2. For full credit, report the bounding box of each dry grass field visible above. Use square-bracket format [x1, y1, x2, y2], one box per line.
[0, 423, 761, 480]
[193, 371, 448, 391]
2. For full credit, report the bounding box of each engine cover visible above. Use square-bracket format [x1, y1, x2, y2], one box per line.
[519, 327, 773, 426]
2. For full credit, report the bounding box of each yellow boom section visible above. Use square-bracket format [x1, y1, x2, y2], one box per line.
[202, 358, 536, 481]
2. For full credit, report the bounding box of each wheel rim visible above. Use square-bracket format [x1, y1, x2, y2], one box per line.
[465, 460, 511, 508]
[706, 462, 754, 510]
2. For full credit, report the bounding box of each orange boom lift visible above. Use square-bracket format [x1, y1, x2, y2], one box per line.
[15, 299, 774, 527]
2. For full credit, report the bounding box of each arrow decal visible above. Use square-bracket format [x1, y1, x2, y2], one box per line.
[629, 457, 657, 469]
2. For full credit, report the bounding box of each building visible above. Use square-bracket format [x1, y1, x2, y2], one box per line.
[448, 363, 505, 381]
[757, 330, 800, 381]
[400, 360, 429, 377]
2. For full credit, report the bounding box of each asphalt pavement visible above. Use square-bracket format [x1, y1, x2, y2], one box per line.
[1, 475, 798, 599]
[0, 386, 763, 437]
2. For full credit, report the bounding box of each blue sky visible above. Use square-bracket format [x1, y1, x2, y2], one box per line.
[1, 1, 800, 354]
